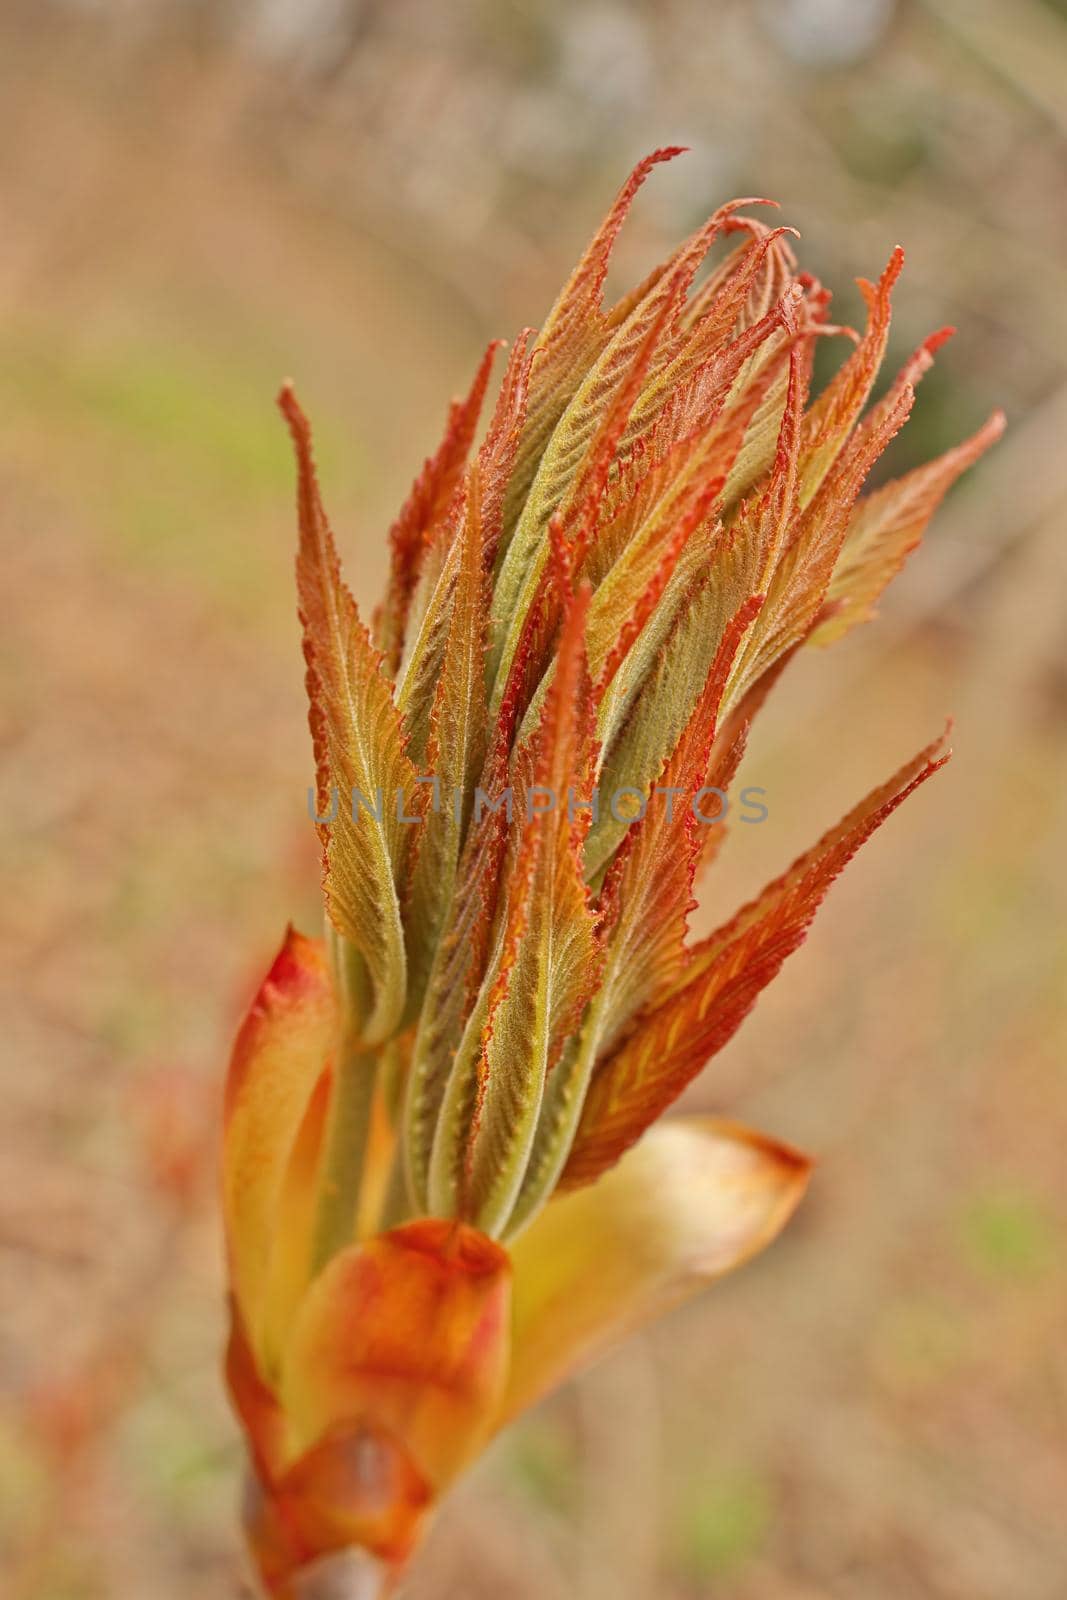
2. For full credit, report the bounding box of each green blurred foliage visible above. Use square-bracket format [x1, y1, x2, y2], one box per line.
[672, 1467, 773, 1583]
[958, 1188, 1058, 1282]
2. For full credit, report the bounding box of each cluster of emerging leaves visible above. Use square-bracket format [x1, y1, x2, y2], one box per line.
[223, 150, 1002, 1596]
[280, 147, 1001, 1245]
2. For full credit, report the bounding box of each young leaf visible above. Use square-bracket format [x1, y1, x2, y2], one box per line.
[506, 594, 762, 1237]
[500, 146, 687, 555]
[489, 195, 771, 712]
[563, 729, 951, 1189]
[731, 349, 916, 698]
[402, 460, 491, 1018]
[397, 334, 532, 762]
[280, 386, 417, 1043]
[432, 565, 602, 1235]
[797, 247, 904, 507]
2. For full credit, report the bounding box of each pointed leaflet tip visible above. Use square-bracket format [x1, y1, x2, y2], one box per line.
[578, 146, 689, 308]
[927, 325, 956, 353]
[377, 340, 502, 674]
[813, 406, 1005, 648]
[885, 325, 955, 396]
[858, 244, 905, 298]
[723, 196, 781, 211]
[277, 378, 302, 429]
[643, 144, 689, 161]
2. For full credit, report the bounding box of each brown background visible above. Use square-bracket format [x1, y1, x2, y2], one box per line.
[1, 2, 1065, 1596]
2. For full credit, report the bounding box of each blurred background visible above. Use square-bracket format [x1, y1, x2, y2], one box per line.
[1, 0, 1065, 1595]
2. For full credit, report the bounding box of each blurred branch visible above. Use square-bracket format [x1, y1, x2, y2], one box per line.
[919, 0, 1067, 140]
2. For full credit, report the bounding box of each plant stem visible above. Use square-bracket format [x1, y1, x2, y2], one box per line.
[312, 925, 379, 1270]
[312, 1031, 377, 1271]
[377, 1143, 413, 1232]
[291, 1548, 393, 1600]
